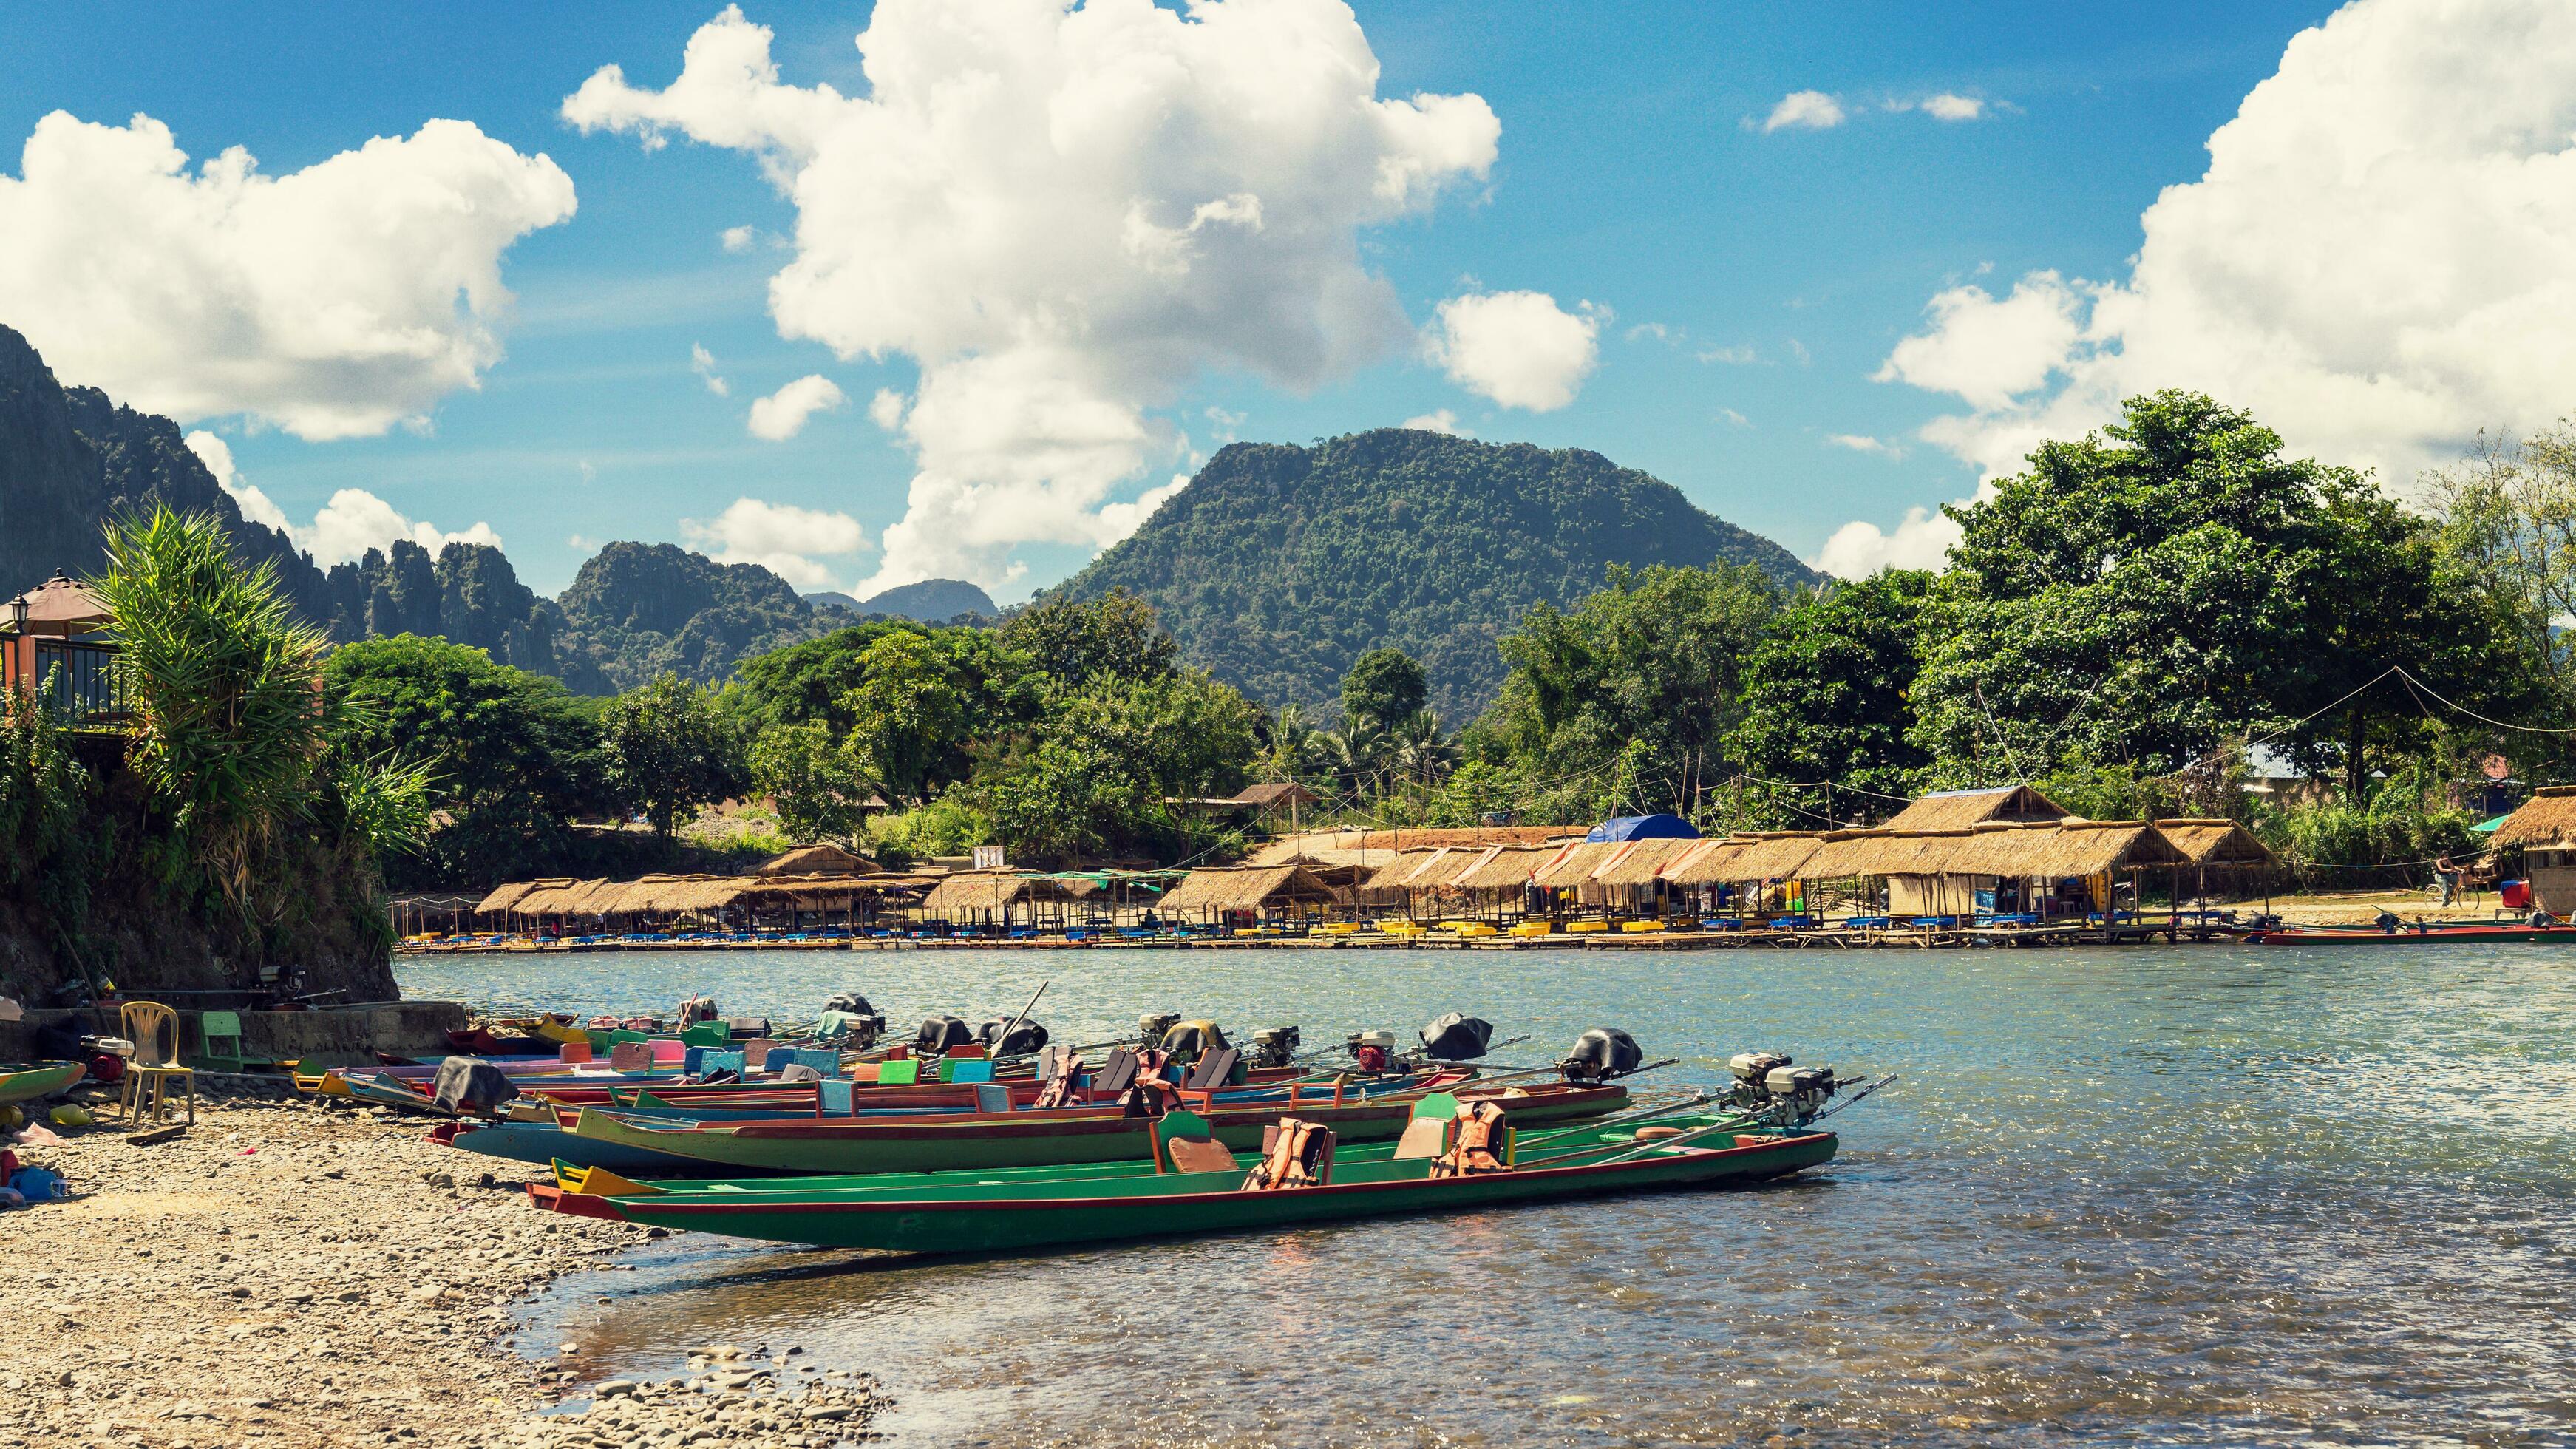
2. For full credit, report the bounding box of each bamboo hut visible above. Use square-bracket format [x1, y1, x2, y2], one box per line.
[2487, 786, 2576, 912]
[472, 879, 548, 920]
[1446, 845, 1557, 919]
[2150, 818, 2278, 917]
[1946, 820, 2186, 919]
[1585, 837, 1699, 914]
[1877, 784, 2068, 833]
[1157, 864, 1339, 926]
[1358, 848, 1473, 919]
[755, 843, 877, 876]
[917, 872, 1084, 929]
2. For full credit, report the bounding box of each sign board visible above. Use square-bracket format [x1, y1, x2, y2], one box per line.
[973, 844, 1006, 872]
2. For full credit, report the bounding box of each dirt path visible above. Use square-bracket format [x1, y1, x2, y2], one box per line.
[0, 1082, 886, 1449]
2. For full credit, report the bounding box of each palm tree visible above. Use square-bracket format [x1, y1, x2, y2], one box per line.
[1324, 720, 1391, 794]
[1387, 709, 1455, 785]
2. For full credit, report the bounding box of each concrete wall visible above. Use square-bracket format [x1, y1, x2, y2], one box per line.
[0, 1000, 469, 1068]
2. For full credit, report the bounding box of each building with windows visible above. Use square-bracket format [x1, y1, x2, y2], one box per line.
[0, 570, 124, 727]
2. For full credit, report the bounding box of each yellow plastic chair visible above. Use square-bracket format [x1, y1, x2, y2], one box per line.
[119, 1000, 196, 1126]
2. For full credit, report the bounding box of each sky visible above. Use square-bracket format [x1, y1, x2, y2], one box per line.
[6, 0, 2571, 601]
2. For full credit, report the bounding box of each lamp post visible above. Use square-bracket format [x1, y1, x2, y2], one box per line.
[5, 590, 24, 691]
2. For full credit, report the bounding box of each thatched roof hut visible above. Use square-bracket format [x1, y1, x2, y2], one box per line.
[1879, 784, 2068, 833]
[1450, 845, 1555, 893]
[1719, 832, 1829, 882]
[1589, 837, 1699, 888]
[2490, 787, 2576, 851]
[756, 843, 877, 876]
[1528, 841, 1630, 889]
[512, 878, 612, 916]
[1158, 864, 1339, 917]
[1362, 847, 1469, 894]
[2151, 819, 2276, 866]
[473, 879, 553, 916]
[919, 872, 1081, 918]
[1950, 821, 2184, 878]
[1795, 829, 1907, 879]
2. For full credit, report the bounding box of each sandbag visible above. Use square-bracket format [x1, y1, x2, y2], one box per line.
[915, 1014, 975, 1053]
[1419, 1013, 1495, 1061]
[431, 1056, 518, 1115]
[980, 1018, 1050, 1056]
[1559, 1028, 1642, 1083]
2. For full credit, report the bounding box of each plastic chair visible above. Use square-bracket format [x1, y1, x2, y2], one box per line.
[119, 1000, 195, 1126]
[191, 1010, 260, 1073]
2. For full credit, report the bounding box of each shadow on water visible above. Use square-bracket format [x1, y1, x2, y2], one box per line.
[407, 944, 2576, 1446]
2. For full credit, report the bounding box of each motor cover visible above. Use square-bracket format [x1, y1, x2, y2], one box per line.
[1159, 1019, 1228, 1065]
[1419, 1013, 1495, 1062]
[982, 1018, 1050, 1056]
[1137, 1012, 1181, 1045]
[431, 1056, 518, 1115]
[823, 992, 878, 1017]
[915, 1014, 976, 1053]
[1560, 1028, 1643, 1082]
[1249, 1025, 1302, 1068]
[1730, 1051, 1790, 1084]
[1766, 1065, 1833, 1096]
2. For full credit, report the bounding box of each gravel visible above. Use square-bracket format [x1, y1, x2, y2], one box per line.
[0, 1082, 888, 1448]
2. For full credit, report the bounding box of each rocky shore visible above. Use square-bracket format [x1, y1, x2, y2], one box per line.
[0, 1082, 888, 1449]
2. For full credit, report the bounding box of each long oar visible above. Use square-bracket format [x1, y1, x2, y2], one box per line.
[989, 979, 1050, 1056]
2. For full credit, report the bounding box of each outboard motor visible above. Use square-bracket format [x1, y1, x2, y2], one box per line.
[677, 995, 721, 1025]
[1136, 1012, 1181, 1048]
[1722, 1051, 1855, 1124]
[915, 1014, 976, 1054]
[1419, 1013, 1495, 1062]
[1346, 1030, 1399, 1074]
[1248, 1025, 1302, 1070]
[1559, 1028, 1643, 1083]
[431, 1056, 518, 1116]
[981, 1017, 1050, 1056]
[821, 993, 886, 1048]
[1158, 1019, 1228, 1068]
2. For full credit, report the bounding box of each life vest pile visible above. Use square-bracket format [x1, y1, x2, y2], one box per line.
[1430, 1100, 1511, 1178]
[1033, 1047, 1086, 1108]
[1243, 1118, 1336, 1190]
[1119, 1049, 1180, 1118]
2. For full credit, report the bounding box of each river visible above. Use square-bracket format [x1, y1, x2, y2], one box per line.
[393, 943, 2576, 1446]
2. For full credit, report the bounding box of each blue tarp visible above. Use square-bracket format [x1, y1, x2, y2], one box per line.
[1586, 813, 1701, 842]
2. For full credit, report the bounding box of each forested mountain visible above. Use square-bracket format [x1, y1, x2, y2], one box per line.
[814, 577, 998, 622]
[551, 542, 849, 693]
[1051, 429, 1821, 717]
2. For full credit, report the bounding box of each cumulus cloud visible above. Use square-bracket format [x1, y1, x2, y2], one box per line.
[720, 223, 757, 252]
[182, 430, 499, 564]
[1815, 505, 1962, 578]
[866, 387, 906, 431]
[1825, 433, 1902, 457]
[1427, 291, 1600, 411]
[690, 342, 730, 396]
[1401, 409, 1471, 435]
[0, 112, 573, 440]
[1918, 92, 1986, 121]
[1761, 91, 1846, 132]
[563, 1, 1497, 594]
[1697, 343, 1756, 365]
[746, 373, 845, 440]
[182, 431, 293, 535]
[680, 495, 870, 588]
[1831, 0, 2576, 577]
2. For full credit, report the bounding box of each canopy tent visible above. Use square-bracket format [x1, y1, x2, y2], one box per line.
[1586, 813, 1700, 843]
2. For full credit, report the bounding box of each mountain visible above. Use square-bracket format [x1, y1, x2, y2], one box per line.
[0, 323, 336, 620]
[552, 541, 840, 692]
[322, 540, 561, 676]
[841, 577, 997, 622]
[1051, 428, 1823, 718]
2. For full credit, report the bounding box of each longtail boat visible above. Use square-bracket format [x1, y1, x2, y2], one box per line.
[2254, 923, 2571, 945]
[0, 1061, 85, 1105]
[564, 1079, 1626, 1176]
[535, 1110, 1830, 1255]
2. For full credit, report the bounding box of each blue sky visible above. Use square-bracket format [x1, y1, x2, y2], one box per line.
[0, 1, 2433, 597]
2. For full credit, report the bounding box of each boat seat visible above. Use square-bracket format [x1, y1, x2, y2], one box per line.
[874, 1059, 920, 1086]
[1245, 1119, 1336, 1190]
[1092, 1048, 1141, 1096]
[1392, 1116, 1451, 1160]
[608, 1041, 654, 1072]
[191, 1010, 260, 1073]
[944, 1059, 994, 1084]
[1181, 1047, 1239, 1092]
[1163, 1133, 1238, 1174]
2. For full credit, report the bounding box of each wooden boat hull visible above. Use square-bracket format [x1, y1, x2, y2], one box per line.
[569, 1084, 1627, 1176]
[543, 1129, 1834, 1255]
[2256, 925, 2567, 945]
[434, 1119, 795, 1176]
[0, 1061, 85, 1105]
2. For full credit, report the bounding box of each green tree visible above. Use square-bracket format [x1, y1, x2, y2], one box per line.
[748, 721, 872, 844]
[967, 668, 1258, 863]
[1481, 561, 1786, 817]
[840, 631, 971, 806]
[601, 674, 747, 837]
[999, 589, 1177, 690]
[1730, 569, 1932, 807]
[1339, 648, 1427, 733]
[324, 634, 609, 881]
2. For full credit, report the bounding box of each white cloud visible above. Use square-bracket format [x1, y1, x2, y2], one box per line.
[720, 224, 757, 252]
[746, 373, 846, 440]
[563, 0, 1497, 594]
[182, 430, 293, 535]
[1716, 407, 1750, 428]
[1761, 91, 1845, 132]
[1401, 409, 1471, 435]
[1427, 291, 1600, 411]
[182, 430, 498, 564]
[0, 112, 573, 440]
[1814, 505, 1963, 578]
[867, 386, 906, 431]
[1873, 271, 2084, 412]
[1696, 343, 1756, 365]
[690, 342, 730, 396]
[680, 495, 870, 588]
[1825, 433, 1902, 456]
[1919, 93, 1986, 122]
[1838, 0, 2576, 577]
[307, 489, 503, 566]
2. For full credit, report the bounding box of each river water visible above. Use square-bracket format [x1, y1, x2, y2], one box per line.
[395, 944, 2576, 1446]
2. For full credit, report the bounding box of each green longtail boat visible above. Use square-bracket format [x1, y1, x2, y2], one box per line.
[566, 1080, 1630, 1176]
[534, 1104, 1835, 1255]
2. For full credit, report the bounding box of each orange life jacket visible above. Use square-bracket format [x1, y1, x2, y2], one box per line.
[1033, 1051, 1084, 1108]
[1434, 1100, 1509, 1178]
[1243, 1117, 1333, 1190]
[1121, 1050, 1179, 1118]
